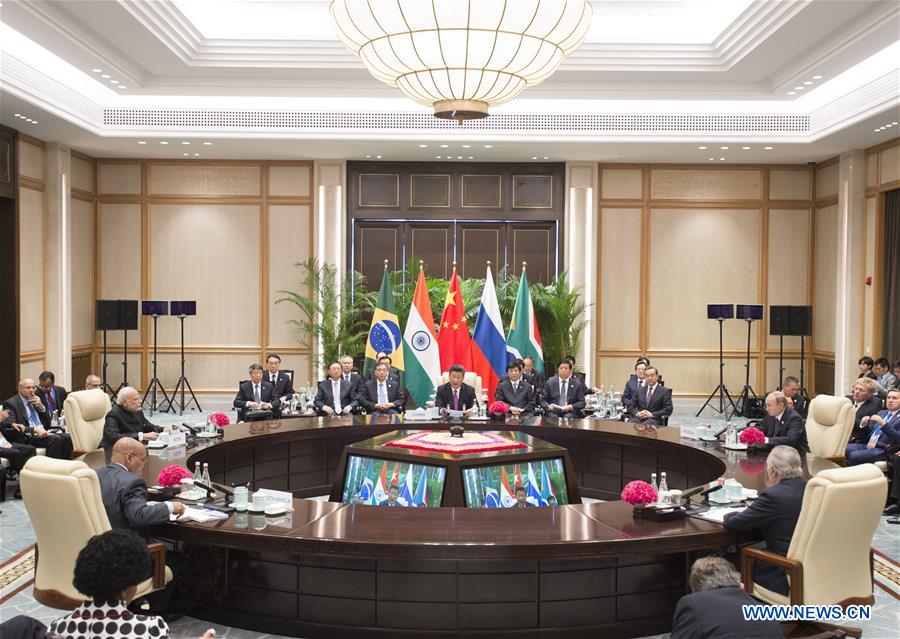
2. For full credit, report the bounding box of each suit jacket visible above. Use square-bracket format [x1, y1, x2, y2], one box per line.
[786, 393, 808, 419]
[855, 409, 900, 448]
[622, 375, 646, 416]
[522, 370, 545, 393]
[263, 370, 294, 401]
[539, 376, 586, 416]
[95, 462, 170, 538]
[876, 372, 899, 398]
[359, 378, 405, 413]
[37, 385, 68, 415]
[233, 380, 278, 409]
[494, 378, 534, 414]
[435, 382, 477, 412]
[101, 403, 160, 449]
[847, 395, 884, 441]
[631, 383, 673, 421]
[341, 371, 365, 395]
[1, 394, 52, 437]
[314, 378, 357, 414]
[724, 477, 807, 595]
[760, 408, 809, 452]
[368, 366, 401, 386]
[670, 587, 782, 639]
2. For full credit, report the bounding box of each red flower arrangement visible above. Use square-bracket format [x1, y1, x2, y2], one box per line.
[621, 480, 658, 506]
[739, 426, 765, 446]
[209, 412, 230, 426]
[488, 401, 510, 415]
[157, 465, 191, 487]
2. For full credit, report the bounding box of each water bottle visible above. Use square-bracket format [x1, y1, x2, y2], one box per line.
[726, 422, 736, 447]
[650, 472, 658, 493]
[193, 462, 202, 483]
[201, 463, 211, 487]
[659, 472, 669, 494]
[51, 410, 59, 429]
[607, 387, 615, 414]
[206, 415, 215, 434]
[481, 394, 488, 417]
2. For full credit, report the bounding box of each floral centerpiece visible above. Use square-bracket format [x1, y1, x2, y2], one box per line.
[157, 465, 191, 488]
[739, 426, 765, 446]
[488, 401, 509, 421]
[621, 480, 658, 508]
[209, 412, 230, 426]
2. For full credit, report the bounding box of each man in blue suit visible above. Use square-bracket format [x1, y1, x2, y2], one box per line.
[724, 445, 806, 596]
[846, 389, 900, 465]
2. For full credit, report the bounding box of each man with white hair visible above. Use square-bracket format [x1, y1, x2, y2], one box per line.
[724, 445, 806, 596]
[101, 386, 162, 449]
[2, 378, 73, 459]
[758, 391, 808, 452]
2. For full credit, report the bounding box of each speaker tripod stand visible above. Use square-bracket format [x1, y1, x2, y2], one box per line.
[142, 314, 172, 415]
[697, 318, 738, 416]
[112, 328, 131, 398]
[160, 314, 201, 415]
[99, 329, 114, 396]
[736, 317, 761, 417]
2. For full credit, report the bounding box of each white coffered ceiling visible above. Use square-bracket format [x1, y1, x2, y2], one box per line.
[1, 0, 898, 162]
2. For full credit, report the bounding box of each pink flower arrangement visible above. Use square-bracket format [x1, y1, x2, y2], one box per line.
[739, 426, 765, 445]
[157, 465, 191, 487]
[621, 480, 658, 506]
[209, 412, 230, 426]
[488, 401, 510, 414]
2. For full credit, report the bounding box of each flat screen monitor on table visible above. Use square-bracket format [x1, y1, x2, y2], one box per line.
[341, 454, 446, 507]
[462, 457, 569, 508]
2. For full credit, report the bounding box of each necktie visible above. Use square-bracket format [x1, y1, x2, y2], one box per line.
[46, 391, 56, 413]
[453, 389, 459, 410]
[561, 380, 567, 403]
[26, 401, 40, 427]
[646, 385, 653, 402]
[345, 374, 350, 383]
[271, 373, 276, 383]
[379, 383, 387, 404]
[513, 382, 518, 393]
[254, 384, 261, 403]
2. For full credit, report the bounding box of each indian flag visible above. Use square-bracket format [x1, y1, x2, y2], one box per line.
[506, 266, 544, 371]
[403, 264, 441, 407]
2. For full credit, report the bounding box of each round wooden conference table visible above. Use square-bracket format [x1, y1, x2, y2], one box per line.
[125, 415, 834, 639]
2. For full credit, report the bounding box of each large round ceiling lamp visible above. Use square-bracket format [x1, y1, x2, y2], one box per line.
[330, 0, 593, 121]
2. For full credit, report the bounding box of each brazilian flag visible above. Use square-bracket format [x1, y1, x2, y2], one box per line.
[363, 265, 405, 377]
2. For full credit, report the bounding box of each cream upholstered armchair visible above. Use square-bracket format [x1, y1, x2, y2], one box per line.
[20, 456, 171, 609]
[63, 389, 111, 455]
[438, 371, 484, 404]
[741, 464, 886, 634]
[805, 394, 854, 464]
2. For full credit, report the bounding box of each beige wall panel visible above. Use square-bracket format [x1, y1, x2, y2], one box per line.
[813, 205, 838, 353]
[268, 205, 312, 347]
[99, 163, 142, 195]
[104, 352, 143, 391]
[157, 353, 258, 392]
[863, 197, 876, 356]
[765, 357, 803, 392]
[597, 356, 641, 392]
[150, 204, 260, 347]
[18, 140, 43, 181]
[600, 169, 643, 200]
[269, 165, 312, 197]
[647, 357, 757, 396]
[769, 170, 810, 201]
[880, 143, 900, 185]
[649, 208, 760, 351]
[99, 203, 142, 345]
[71, 157, 93, 193]
[19, 187, 44, 352]
[866, 153, 878, 188]
[650, 170, 761, 200]
[815, 163, 838, 199]
[599, 208, 641, 349]
[149, 164, 260, 197]
[766, 208, 809, 350]
[70, 198, 94, 347]
[273, 354, 313, 386]
[20, 359, 46, 381]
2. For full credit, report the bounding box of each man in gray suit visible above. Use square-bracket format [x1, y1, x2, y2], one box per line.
[96, 438, 184, 538]
[874, 357, 898, 399]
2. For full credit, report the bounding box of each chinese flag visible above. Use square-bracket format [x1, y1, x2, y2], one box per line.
[437, 265, 473, 372]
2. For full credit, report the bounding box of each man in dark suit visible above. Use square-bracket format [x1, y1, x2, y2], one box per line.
[435, 364, 477, 416]
[378, 483, 402, 507]
[2, 378, 73, 459]
[495, 360, 534, 417]
[101, 386, 162, 449]
[264, 353, 295, 406]
[847, 377, 883, 441]
[522, 356, 545, 394]
[758, 391, 809, 453]
[367, 353, 401, 385]
[37, 370, 67, 416]
[846, 389, 900, 465]
[670, 556, 781, 639]
[778, 375, 807, 418]
[622, 358, 650, 418]
[724, 445, 807, 596]
[627, 366, 672, 426]
[0, 408, 37, 497]
[359, 362, 405, 414]
[512, 485, 533, 508]
[314, 362, 358, 416]
[233, 363, 280, 421]
[96, 437, 184, 537]
[539, 360, 585, 418]
[339, 354, 365, 395]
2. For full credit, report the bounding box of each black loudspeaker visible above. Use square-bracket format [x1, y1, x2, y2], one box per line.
[119, 300, 138, 331]
[96, 300, 120, 331]
[769, 305, 790, 336]
[788, 306, 812, 336]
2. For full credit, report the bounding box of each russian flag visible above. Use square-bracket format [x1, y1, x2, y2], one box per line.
[526, 463, 546, 507]
[399, 465, 415, 506]
[471, 264, 508, 401]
